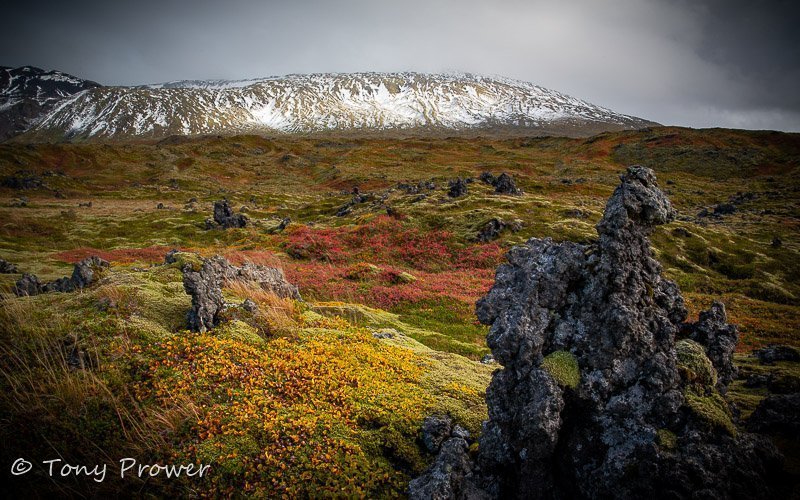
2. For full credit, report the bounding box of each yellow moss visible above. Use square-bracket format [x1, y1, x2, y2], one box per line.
[684, 388, 736, 437]
[541, 350, 580, 389]
[166, 251, 204, 272]
[214, 319, 264, 345]
[657, 428, 677, 450]
[675, 339, 717, 386]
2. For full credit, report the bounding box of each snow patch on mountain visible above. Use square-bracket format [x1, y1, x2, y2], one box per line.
[19, 72, 656, 140]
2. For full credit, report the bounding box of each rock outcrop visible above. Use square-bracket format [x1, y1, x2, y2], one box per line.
[13, 256, 109, 296]
[410, 416, 484, 500]
[448, 178, 469, 198]
[492, 173, 521, 195]
[754, 344, 800, 365]
[478, 172, 522, 195]
[180, 254, 300, 332]
[205, 199, 248, 229]
[0, 258, 18, 274]
[412, 166, 784, 499]
[747, 393, 800, 434]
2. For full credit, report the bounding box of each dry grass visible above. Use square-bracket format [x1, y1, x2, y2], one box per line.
[225, 280, 298, 335]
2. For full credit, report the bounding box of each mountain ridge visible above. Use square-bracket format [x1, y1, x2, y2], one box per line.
[0, 66, 101, 141]
[2, 68, 659, 142]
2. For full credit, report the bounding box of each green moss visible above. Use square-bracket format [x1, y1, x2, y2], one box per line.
[656, 428, 677, 450]
[684, 388, 736, 436]
[214, 320, 264, 345]
[675, 339, 717, 386]
[166, 251, 204, 272]
[541, 350, 580, 389]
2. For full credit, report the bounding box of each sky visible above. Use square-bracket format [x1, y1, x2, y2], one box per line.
[2, 0, 798, 131]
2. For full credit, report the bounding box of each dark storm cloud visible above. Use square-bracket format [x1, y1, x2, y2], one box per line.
[1, 0, 798, 131]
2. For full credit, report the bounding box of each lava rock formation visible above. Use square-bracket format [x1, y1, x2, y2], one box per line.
[180, 254, 300, 332]
[411, 166, 785, 499]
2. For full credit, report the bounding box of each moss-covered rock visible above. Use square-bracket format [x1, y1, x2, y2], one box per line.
[684, 388, 737, 436]
[541, 350, 580, 389]
[676, 339, 717, 386]
[656, 428, 677, 450]
[166, 251, 204, 272]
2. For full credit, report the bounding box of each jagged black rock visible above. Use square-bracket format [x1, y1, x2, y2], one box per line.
[410, 166, 785, 499]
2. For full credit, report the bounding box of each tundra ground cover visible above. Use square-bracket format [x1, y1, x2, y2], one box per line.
[0, 127, 798, 495]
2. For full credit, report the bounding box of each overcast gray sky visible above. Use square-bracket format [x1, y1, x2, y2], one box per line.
[2, 0, 798, 131]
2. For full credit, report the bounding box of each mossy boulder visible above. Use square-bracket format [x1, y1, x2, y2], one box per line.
[684, 388, 736, 436]
[541, 350, 580, 389]
[676, 339, 717, 386]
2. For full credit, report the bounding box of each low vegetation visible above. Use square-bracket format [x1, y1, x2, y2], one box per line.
[0, 126, 797, 495]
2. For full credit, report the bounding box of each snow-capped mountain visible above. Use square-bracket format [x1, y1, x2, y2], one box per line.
[0, 66, 101, 141]
[7, 71, 656, 141]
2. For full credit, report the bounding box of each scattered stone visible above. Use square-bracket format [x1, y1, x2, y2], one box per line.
[421, 415, 454, 453]
[480, 354, 495, 364]
[729, 191, 757, 205]
[754, 344, 800, 365]
[241, 298, 259, 313]
[411, 194, 427, 203]
[78, 201, 93, 208]
[448, 178, 468, 198]
[206, 199, 248, 229]
[70, 256, 110, 290]
[476, 218, 507, 242]
[771, 236, 782, 248]
[335, 192, 369, 217]
[413, 166, 785, 499]
[372, 329, 397, 340]
[187, 197, 198, 203]
[479, 172, 496, 185]
[64, 339, 93, 371]
[10, 197, 28, 207]
[1, 170, 43, 190]
[562, 209, 587, 219]
[156, 202, 165, 209]
[747, 393, 800, 434]
[688, 301, 739, 391]
[744, 373, 772, 388]
[408, 437, 476, 500]
[268, 217, 291, 234]
[713, 203, 737, 216]
[672, 227, 692, 238]
[336, 204, 353, 217]
[398, 180, 437, 194]
[13, 256, 109, 296]
[13, 273, 44, 296]
[451, 425, 470, 440]
[0, 258, 18, 274]
[164, 249, 180, 264]
[239, 205, 249, 213]
[493, 173, 521, 195]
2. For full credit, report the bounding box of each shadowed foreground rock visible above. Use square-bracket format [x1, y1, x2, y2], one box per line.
[411, 166, 785, 499]
[13, 256, 109, 296]
[180, 254, 300, 332]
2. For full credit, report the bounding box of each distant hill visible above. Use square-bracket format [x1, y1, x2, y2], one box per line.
[0, 66, 101, 141]
[3, 69, 658, 142]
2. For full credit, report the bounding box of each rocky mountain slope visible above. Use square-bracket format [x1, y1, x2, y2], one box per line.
[9, 72, 656, 141]
[0, 66, 101, 141]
